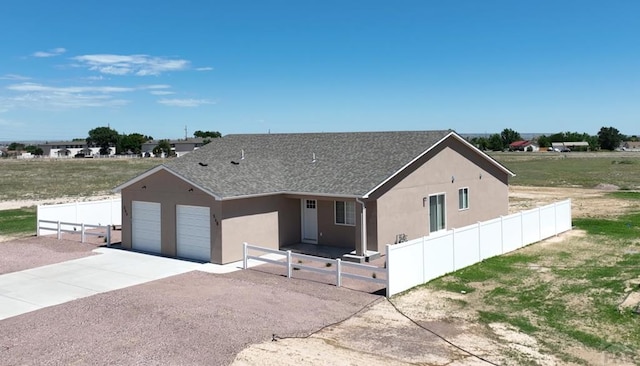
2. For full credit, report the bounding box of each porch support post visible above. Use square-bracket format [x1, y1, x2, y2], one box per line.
[356, 198, 367, 256]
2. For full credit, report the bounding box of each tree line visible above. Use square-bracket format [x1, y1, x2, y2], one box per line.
[469, 126, 633, 152]
[4, 127, 222, 156]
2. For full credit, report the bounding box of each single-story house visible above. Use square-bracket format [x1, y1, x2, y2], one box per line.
[38, 141, 115, 157]
[551, 141, 589, 152]
[114, 131, 515, 264]
[509, 140, 539, 152]
[141, 138, 207, 158]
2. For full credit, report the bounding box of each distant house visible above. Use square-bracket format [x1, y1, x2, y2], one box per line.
[115, 130, 515, 264]
[551, 141, 589, 152]
[621, 141, 640, 151]
[141, 138, 208, 158]
[509, 140, 539, 152]
[38, 141, 115, 157]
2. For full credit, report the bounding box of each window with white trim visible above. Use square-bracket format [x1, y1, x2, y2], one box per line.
[429, 194, 446, 232]
[458, 187, 469, 210]
[335, 201, 356, 225]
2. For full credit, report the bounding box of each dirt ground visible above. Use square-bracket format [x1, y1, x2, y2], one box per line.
[233, 186, 640, 366]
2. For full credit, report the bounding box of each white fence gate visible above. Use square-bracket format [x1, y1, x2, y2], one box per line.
[386, 199, 572, 296]
[37, 198, 121, 236]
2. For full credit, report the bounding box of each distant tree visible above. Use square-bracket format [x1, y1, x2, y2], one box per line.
[72, 138, 85, 141]
[87, 126, 119, 155]
[536, 135, 551, 148]
[8, 142, 25, 151]
[118, 133, 152, 154]
[470, 136, 489, 150]
[487, 134, 504, 151]
[194, 130, 222, 139]
[24, 145, 43, 155]
[152, 139, 172, 157]
[500, 128, 522, 148]
[597, 126, 622, 151]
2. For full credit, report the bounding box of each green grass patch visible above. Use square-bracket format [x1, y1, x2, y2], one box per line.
[608, 191, 640, 200]
[573, 213, 640, 239]
[0, 207, 36, 235]
[478, 311, 538, 333]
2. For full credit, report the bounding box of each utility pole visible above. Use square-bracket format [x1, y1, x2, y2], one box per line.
[184, 125, 188, 140]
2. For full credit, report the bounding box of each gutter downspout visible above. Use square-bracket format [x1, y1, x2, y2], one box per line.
[355, 198, 367, 257]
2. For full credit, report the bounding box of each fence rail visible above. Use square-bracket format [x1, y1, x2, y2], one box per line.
[37, 219, 112, 246]
[243, 243, 388, 296]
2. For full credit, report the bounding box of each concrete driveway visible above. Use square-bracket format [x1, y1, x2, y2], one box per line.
[0, 247, 237, 320]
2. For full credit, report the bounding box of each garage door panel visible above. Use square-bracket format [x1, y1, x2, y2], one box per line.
[176, 205, 211, 262]
[132, 201, 161, 254]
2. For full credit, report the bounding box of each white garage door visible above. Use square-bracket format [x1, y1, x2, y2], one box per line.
[176, 205, 211, 262]
[132, 201, 162, 254]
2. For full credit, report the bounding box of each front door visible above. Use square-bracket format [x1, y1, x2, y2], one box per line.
[302, 199, 318, 243]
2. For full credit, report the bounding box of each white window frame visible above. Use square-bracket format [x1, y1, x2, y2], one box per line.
[334, 200, 356, 226]
[458, 187, 469, 210]
[429, 193, 446, 233]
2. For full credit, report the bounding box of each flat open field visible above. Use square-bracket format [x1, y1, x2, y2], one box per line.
[0, 158, 161, 202]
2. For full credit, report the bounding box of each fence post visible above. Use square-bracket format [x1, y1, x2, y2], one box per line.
[243, 243, 248, 269]
[106, 225, 111, 247]
[81, 223, 85, 243]
[477, 222, 482, 261]
[36, 219, 40, 237]
[500, 216, 504, 254]
[336, 258, 342, 287]
[554, 202, 558, 235]
[421, 236, 426, 284]
[520, 211, 524, 247]
[287, 250, 292, 278]
[57, 221, 61, 240]
[385, 244, 391, 298]
[538, 207, 542, 241]
[452, 229, 457, 271]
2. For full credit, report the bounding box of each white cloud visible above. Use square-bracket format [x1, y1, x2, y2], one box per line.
[150, 90, 175, 95]
[196, 67, 213, 71]
[0, 74, 31, 80]
[142, 84, 171, 90]
[2, 82, 133, 109]
[33, 47, 67, 58]
[73, 54, 190, 76]
[157, 98, 216, 107]
[7, 83, 134, 93]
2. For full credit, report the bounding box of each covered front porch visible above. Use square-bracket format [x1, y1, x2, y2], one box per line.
[283, 195, 379, 262]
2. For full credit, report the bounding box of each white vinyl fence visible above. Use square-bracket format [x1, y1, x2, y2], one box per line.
[37, 198, 121, 236]
[386, 199, 572, 296]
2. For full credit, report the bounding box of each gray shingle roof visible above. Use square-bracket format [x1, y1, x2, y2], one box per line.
[162, 130, 453, 198]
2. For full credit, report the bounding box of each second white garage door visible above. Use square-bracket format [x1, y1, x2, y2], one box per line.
[176, 205, 211, 262]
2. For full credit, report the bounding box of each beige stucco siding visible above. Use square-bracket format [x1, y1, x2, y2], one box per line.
[316, 199, 357, 247]
[374, 138, 509, 252]
[220, 195, 300, 264]
[120, 169, 221, 262]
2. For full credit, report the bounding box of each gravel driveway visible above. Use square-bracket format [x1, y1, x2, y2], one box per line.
[0, 236, 102, 275]
[0, 267, 380, 365]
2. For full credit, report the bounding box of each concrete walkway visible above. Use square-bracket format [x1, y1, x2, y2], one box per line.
[0, 247, 281, 321]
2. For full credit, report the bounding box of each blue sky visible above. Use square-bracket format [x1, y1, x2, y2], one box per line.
[1, 0, 638, 141]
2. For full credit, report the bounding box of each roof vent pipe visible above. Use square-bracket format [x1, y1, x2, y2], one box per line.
[241, 149, 245, 160]
[312, 153, 316, 163]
